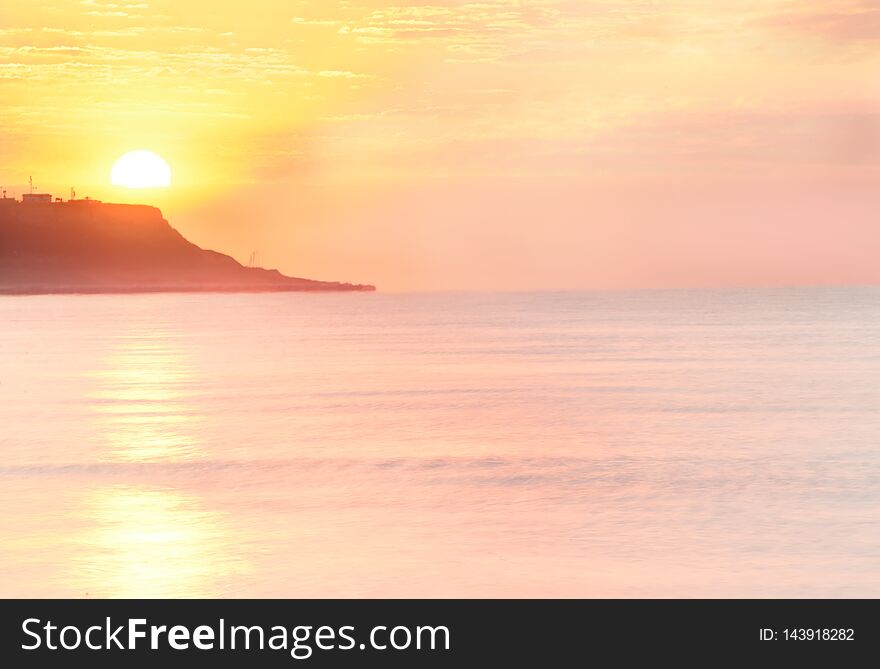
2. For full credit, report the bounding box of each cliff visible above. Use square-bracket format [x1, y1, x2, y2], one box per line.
[0, 200, 374, 294]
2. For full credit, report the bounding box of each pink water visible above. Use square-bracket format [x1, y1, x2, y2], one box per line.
[1, 289, 878, 597]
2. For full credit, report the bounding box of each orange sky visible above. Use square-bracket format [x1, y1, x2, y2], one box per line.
[1, 1, 879, 290]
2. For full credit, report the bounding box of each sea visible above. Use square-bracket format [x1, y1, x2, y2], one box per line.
[1, 288, 878, 597]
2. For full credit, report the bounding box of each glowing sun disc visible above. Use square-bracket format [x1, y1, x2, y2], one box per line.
[111, 150, 172, 189]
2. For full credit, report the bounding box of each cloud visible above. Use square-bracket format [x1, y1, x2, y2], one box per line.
[758, 1, 880, 42]
[574, 105, 880, 171]
[331, 1, 567, 60]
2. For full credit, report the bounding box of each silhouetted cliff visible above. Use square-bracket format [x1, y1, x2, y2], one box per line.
[0, 200, 374, 294]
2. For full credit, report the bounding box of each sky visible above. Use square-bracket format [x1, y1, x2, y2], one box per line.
[1, 0, 878, 291]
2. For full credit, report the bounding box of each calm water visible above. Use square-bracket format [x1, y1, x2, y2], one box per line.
[1, 289, 878, 597]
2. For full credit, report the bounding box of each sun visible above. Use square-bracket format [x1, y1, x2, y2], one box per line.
[111, 150, 172, 189]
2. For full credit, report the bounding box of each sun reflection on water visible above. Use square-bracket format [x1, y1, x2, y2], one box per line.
[89, 334, 202, 463]
[73, 330, 245, 597]
[76, 485, 244, 598]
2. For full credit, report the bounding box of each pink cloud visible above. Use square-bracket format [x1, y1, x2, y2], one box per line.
[759, 1, 880, 42]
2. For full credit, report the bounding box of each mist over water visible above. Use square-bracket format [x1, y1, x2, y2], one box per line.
[1, 289, 878, 597]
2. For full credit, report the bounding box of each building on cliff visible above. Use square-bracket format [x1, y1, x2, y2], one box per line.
[22, 193, 53, 204]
